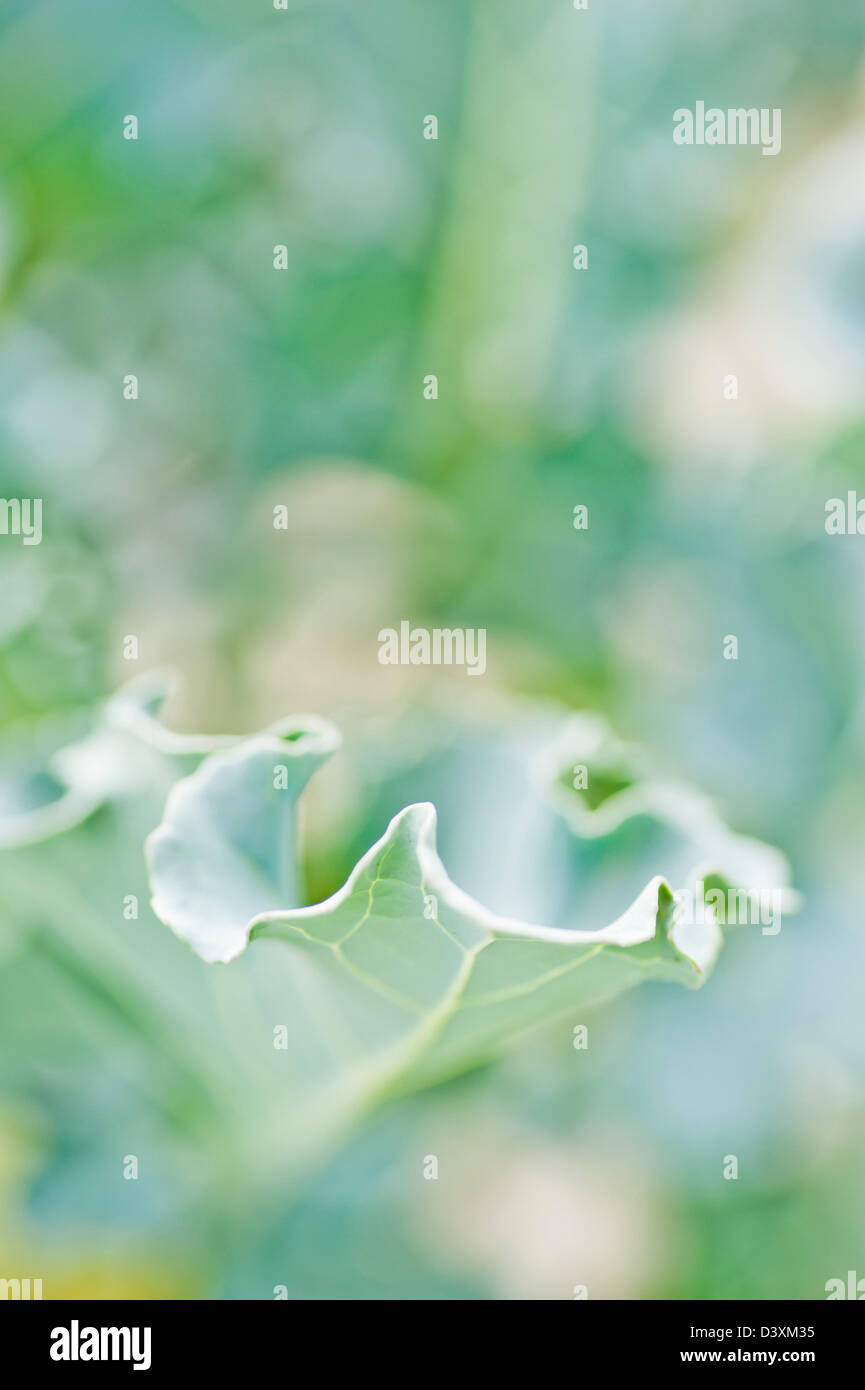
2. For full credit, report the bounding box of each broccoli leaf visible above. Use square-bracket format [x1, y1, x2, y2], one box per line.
[146, 729, 724, 1102]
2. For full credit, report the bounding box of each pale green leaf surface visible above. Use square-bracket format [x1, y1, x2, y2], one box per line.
[147, 730, 723, 1102]
[147, 718, 341, 964]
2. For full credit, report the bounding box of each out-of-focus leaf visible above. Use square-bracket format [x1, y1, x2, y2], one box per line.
[0, 671, 252, 848]
[535, 712, 799, 915]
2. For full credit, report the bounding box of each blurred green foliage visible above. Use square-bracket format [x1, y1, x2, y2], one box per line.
[1, 0, 865, 1299]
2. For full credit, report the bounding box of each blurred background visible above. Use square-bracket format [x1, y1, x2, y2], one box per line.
[1, 0, 865, 1299]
